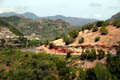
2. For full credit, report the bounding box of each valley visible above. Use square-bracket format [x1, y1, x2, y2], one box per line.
[0, 11, 120, 80]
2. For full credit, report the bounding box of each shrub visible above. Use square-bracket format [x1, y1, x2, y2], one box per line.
[63, 35, 74, 45]
[69, 30, 79, 38]
[100, 27, 108, 35]
[96, 21, 104, 27]
[84, 24, 93, 30]
[97, 49, 105, 60]
[49, 43, 54, 49]
[95, 37, 100, 42]
[79, 37, 84, 43]
[66, 51, 72, 58]
[86, 68, 97, 80]
[94, 63, 112, 80]
[80, 49, 97, 61]
[87, 49, 97, 61]
[92, 26, 98, 32]
[102, 21, 109, 27]
[80, 51, 88, 60]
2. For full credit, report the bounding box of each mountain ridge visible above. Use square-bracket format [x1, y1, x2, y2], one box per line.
[0, 12, 98, 26]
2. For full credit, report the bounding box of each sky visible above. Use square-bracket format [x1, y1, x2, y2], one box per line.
[0, 0, 120, 20]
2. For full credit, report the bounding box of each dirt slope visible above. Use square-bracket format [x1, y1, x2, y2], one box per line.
[70, 25, 120, 47]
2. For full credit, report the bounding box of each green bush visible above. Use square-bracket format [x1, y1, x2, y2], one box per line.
[95, 37, 100, 42]
[79, 37, 84, 43]
[92, 26, 98, 32]
[97, 49, 105, 60]
[96, 21, 104, 27]
[100, 27, 108, 35]
[63, 35, 74, 45]
[94, 63, 112, 80]
[80, 49, 96, 61]
[69, 30, 79, 38]
[84, 24, 93, 30]
[87, 49, 97, 61]
[102, 21, 109, 27]
[66, 51, 72, 58]
[107, 56, 120, 79]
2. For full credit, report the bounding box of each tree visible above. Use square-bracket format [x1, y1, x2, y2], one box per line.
[100, 27, 108, 35]
[96, 21, 104, 27]
[49, 43, 54, 49]
[86, 68, 97, 80]
[66, 51, 72, 58]
[107, 56, 120, 79]
[92, 26, 98, 32]
[63, 35, 74, 45]
[97, 49, 105, 60]
[87, 49, 97, 61]
[94, 63, 112, 80]
[79, 37, 84, 43]
[95, 37, 100, 42]
[69, 30, 79, 38]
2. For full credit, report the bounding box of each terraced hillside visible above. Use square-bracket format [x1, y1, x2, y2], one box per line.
[0, 16, 81, 40]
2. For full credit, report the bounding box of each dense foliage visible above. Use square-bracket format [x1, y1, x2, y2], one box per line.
[0, 49, 119, 80]
[0, 19, 23, 36]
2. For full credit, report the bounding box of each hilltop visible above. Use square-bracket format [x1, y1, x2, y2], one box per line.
[0, 12, 98, 26]
[40, 15, 98, 26]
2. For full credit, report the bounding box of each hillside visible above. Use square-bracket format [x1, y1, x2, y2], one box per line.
[0, 16, 78, 40]
[0, 12, 98, 26]
[70, 25, 120, 47]
[40, 15, 98, 26]
[110, 12, 120, 21]
[37, 24, 120, 55]
[0, 19, 23, 36]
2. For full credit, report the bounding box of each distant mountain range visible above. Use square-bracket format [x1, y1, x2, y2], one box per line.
[40, 15, 98, 26]
[0, 12, 98, 26]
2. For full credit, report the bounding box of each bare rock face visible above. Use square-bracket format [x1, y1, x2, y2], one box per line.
[0, 27, 16, 38]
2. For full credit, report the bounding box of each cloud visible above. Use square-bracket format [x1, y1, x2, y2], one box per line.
[89, 3, 102, 7]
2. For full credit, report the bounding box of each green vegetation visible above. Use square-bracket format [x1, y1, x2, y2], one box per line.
[63, 35, 74, 45]
[0, 16, 82, 40]
[97, 49, 105, 60]
[0, 48, 119, 80]
[95, 36, 100, 42]
[66, 51, 72, 58]
[0, 19, 23, 36]
[112, 19, 120, 28]
[80, 49, 97, 61]
[96, 21, 104, 27]
[92, 26, 98, 32]
[100, 27, 108, 35]
[79, 37, 84, 43]
[68, 30, 79, 38]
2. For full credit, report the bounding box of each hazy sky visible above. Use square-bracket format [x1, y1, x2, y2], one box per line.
[0, 0, 120, 20]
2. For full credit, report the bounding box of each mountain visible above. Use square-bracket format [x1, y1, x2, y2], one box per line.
[110, 12, 120, 21]
[0, 12, 39, 19]
[0, 16, 79, 40]
[0, 12, 98, 26]
[40, 15, 98, 26]
[0, 12, 17, 17]
[22, 12, 39, 19]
